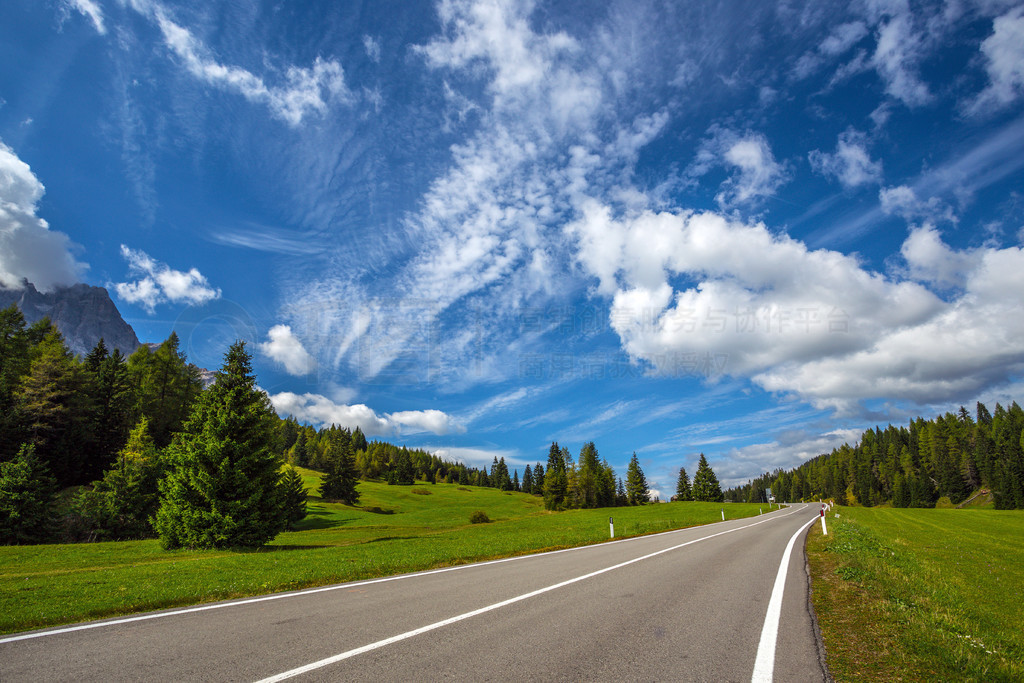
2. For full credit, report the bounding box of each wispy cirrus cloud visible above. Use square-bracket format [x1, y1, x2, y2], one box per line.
[112, 0, 352, 126]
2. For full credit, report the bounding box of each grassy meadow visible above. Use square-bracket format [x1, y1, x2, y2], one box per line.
[0, 469, 766, 634]
[806, 507, 1024, 682]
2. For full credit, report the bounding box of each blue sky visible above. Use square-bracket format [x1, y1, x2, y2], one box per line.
[2, 0, 1024, 495]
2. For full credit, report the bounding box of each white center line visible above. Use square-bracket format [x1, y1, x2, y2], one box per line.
[751, 514, 818, 682]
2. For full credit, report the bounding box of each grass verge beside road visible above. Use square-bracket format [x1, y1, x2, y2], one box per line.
[806, 507, 1024, 682]
[0, 473, 766, 635]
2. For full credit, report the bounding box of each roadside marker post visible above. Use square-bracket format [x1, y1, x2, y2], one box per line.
[609, 517, 614, 539]
[819, 505, 827, 535]
[721, 509, 725, 521]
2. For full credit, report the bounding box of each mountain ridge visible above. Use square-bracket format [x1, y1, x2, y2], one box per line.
[0, 280, 141, 357]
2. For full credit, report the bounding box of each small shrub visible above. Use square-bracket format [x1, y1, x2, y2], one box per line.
[469, 510, 491, 524]
[457, 487, 471, 492]
[411, 488, 431, 496]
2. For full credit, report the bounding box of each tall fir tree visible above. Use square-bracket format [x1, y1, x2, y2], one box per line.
[0, 444, 58, 544]
[692, 453, 724, 502]
[320, 434, 360, 504]
[675, 466, 692, 501]
[281, 467, 308, 529]
[625, 452, 649, 505]
[542, 442, 568, 510]
[154, 342, 285, 549]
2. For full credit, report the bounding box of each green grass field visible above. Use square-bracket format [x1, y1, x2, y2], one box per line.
[0, 469, 766, 635]
[806, 507, 1024, 682]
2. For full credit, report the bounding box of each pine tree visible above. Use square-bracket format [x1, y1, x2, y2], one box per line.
[675, 466, 692, 501]
[74, 417, 164, 540]
[0, 444, 58, 544]
[542, 442, 568, 510]
[154, 342, 285, 549]
[281, 467, 308, 529]
[625, 452, 649, 505]
[692, 453, 724, 502]
[319, 434, 359, 504]
[522, 464, 534, 494]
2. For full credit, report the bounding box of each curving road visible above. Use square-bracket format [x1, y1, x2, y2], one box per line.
[1, 503, 826, 682]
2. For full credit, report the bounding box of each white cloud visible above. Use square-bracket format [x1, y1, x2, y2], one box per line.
[63, 0, 106, 34]
[809, 129, 883, 189]
[967, 6, 1024, 115]
[717, 428, 863, 488]
[112, 244, 221, 312]
[869, 8, 933, 107]
[260, 324, 316, 376]
[792, 21, 868, 80]
[689, 129, 788, 208]
[879, 185, 956, 224]
[126, 0, 349, 126]
[268, 391, 465, 436]
[0, 141, 85, 292]
[566, 202, 1024, 413]
[363, 35, 382, 62]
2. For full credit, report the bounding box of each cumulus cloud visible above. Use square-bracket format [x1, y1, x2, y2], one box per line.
[125, 0, 349, 126]
[967, 6, 1024, 115]
[363, 35, 382, 62]
[567, 200, 1024, 413]
[112, 245, 221, 312]
[260, 324, 316, 376]
[0, 141, 86, 292]
[268, 391, 465, 436]
[809, 129, 883, 189]
[879, 185, 956, 224]
[689, 129, 788, 208]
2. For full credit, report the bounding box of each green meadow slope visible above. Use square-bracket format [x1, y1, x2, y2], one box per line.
[807, 507, 1024, 682]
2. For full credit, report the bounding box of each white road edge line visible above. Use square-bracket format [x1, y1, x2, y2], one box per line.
[254, 506, 811, 683]
[0, 505, 804, 646]
[750, 514, 818, 683]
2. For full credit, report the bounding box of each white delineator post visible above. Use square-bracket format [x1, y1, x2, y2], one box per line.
[819, 505, 827, 535]
[609, 517, 614, 539]
[721, 509, 725, 521]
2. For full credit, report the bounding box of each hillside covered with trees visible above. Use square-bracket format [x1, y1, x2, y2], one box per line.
[725, 403, 1024, 509]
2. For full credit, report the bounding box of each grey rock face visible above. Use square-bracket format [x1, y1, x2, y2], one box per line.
[0, 280, 141, 357]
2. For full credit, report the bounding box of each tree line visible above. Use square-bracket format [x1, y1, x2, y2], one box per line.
[723, 402, 1024, 509]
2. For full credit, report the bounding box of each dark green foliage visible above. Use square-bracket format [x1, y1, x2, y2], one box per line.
[73, 418, 164, 540]
[0, 444, 58, 544]
[724, 402, 1024, 509]
[469, 510, 491, 524]
[155, 342, 285, 549]
[675, 466, 691, 501]
[522, 464, 533, 494]
[625, 452, 649, 505]
[127, 333, 203, 448]
[14, 328, 100, 486]
[280, 467, 308, 529]
[543, 442, 568, 510]
[319, 429, 359, 504]
[692, 454, 724, 502]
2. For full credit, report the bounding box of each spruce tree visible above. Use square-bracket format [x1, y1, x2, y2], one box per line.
[625, 452, 649, 505]
[542, 442, 567, 510]
[692, 453, 724, 502]
[75, 417, 164, 540]
[281, 467, 308, 529]
[675, 466, 692, 501]
[319, 435, 359, 504]
[0, 444, 58, 544]
[154, 342, 285, 549]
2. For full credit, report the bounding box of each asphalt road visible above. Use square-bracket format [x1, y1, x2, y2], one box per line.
[1, 503, 827, 682]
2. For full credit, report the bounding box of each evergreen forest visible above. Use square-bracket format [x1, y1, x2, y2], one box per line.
[724, 403, 1024, 509]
